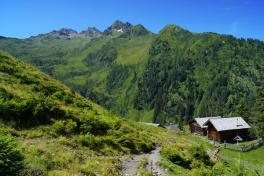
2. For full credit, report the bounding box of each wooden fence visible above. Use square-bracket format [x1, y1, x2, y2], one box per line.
[223, 138, 263, 152]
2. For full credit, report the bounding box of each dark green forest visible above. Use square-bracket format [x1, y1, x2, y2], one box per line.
[136, 26, 264, 125]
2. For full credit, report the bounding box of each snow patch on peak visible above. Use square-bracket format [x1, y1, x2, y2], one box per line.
[115, 28, 124, 33]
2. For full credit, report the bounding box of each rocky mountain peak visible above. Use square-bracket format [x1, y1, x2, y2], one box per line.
[51, 28, 78, 37]
[112, 20, 132, 30]
[104, 20, 133, 35]
[31, 28, 78, 39]
[80, 27, 102, 38]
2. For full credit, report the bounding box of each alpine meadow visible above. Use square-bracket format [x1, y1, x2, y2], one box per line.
[1, 1, 264, 175]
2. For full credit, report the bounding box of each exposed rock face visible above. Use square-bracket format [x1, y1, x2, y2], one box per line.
[31, 28, 78, 39]
[53, 28, 78, 37]
[121, 24, 151, 37]
[80, 27, 102, 38]
[103, 20, 133, 35]
[27, 21, 150, 40]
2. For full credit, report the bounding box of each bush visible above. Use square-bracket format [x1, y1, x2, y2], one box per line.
[190, 159, 205, 169]
[161, 144, 212, 170]
[211, 162, 231, 176]
[189, 145, 212, 166]
[0, 134, 24, 175]
[77, 134, 98, 149]
[52, 120, 77, 135]
[161, 145, 191, 169]
[79, 117, 111, 135]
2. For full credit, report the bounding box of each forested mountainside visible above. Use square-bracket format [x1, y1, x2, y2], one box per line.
[135, 25, 264, 124]
[1, 21, 264, 133]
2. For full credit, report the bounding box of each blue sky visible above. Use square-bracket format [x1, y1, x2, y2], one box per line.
[1, 0, 264, 40]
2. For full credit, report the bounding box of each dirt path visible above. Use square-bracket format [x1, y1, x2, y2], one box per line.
[122, 154, 144, 176]
[121, 147, 167, 176]
[146, 147, 167, 176]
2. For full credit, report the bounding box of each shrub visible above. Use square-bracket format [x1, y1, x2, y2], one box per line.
[52, 120, 77, 135]
[188, 166, 211, 176]
[79, 117, 111, 135]
[161, 145, 191, 169]
[161, 144, 212, 170]
[189, 145, 212, 166]
[190, 159, 205, 169]
[76, 134, 99, 149]
[0, 134, 24, 175]
[211, 162, 231, 176]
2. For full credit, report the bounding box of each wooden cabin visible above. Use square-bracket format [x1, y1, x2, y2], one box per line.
[189, 117, 221, 136]
[204, 117, 251, 143]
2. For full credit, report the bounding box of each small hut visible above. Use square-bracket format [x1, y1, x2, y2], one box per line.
[189, 117, 221, 136]
[204, 117, 251, 143]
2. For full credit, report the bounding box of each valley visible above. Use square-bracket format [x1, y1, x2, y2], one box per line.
[1, 19, 264, 176]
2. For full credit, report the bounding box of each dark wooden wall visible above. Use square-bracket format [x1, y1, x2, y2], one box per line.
[189, 121, 207, 136]
[207, 122, 249, 143]
[207, 123, 221, 142]
[219, 129, 249, 143]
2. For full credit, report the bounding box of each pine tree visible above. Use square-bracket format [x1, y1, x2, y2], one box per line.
[251, 67, 264, 138]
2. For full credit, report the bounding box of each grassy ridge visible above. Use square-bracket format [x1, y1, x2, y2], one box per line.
[0, 51, 165, 175]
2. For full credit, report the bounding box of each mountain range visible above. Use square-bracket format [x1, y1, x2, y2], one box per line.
[1, 20, 264, 126]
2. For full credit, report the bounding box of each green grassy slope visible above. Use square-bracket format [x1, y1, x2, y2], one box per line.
[160, 127, 264, 176]
[0, 35, 91, 75]
[0, 51, 164, 175]
[0, 30, 154, 121]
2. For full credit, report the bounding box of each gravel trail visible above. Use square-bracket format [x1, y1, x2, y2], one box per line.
[122, 147, 167, 176]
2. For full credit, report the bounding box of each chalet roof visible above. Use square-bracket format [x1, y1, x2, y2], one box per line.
[194, 116, 221, 128]
[205, 117, 251, 132]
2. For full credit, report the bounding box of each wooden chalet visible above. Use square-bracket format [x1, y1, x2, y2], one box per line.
[189, 117, 221, 136]
[204, 117, 251, 143]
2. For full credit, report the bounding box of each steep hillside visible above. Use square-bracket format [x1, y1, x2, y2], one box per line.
[135, 25, 264, 125]
[0, 51, 163, 175]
